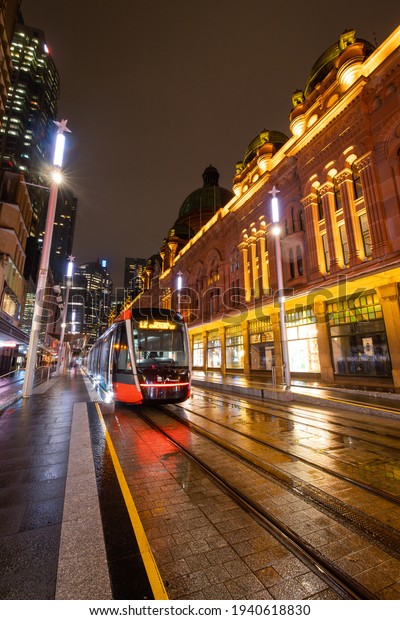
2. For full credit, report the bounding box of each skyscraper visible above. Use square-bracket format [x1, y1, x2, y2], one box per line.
[0, 15, 78, 286]
[0, 19, 59, 186]
[124, 257, 147, 298]
[70, 260, 113, 346]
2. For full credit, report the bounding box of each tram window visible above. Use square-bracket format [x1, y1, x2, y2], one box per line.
[113, 324, 132, 372]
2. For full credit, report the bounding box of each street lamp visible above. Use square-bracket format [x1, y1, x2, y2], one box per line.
[55, 256, 74, 376]
[269, 186, 291, 389]
[177, 271, 182, 314]
[22, 119, 71, 398]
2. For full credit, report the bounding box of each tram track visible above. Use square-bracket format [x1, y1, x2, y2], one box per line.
[191, 389, 400, 447]
[135, 406, 378, 600]
[172, 398, 400, 504]
[161, 403, 400, 560]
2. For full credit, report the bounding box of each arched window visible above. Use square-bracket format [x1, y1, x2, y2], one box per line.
[291, 207, 296, 232]
[299, 210, 304, 231]
[284, 220, 289, 235]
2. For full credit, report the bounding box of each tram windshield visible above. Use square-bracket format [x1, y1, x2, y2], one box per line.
[133, 323, 189, 368]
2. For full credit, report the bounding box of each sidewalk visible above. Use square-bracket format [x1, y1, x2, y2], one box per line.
[0, 370, 110, 600]
[191, 371, 400, 417]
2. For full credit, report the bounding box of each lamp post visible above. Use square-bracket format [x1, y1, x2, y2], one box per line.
[22, 119, 71, 398]
[55, 256, 74, 376]
[177, 271, 182, 314]
[269, 186, 291, 389]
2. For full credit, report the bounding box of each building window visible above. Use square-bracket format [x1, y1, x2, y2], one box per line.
[359, 213, 372, 258]
[299, 210, 304, 231]
[317, 190, 324, 220]
[297, 245, 303, 275]
[339, 225, 349, 265]
[322, 233, 330, 272]
[291, 207, 296, 232]
[286, 308, 320, 373]
[193, 334, 204, 367]
[249, 318, 274, 371]
[225, 325, 244, 369]
[352, 164, 363, 200]
[207, 330, 221, 368]
[327, 293, 391, 377]
[334, 178, 342, 211]
[289, 249, 295, 278]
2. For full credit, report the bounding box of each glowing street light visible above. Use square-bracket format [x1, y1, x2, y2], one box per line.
[22, 119, 71, 398]
[269, 186, 291, 389]
[177, 271, 182, 314]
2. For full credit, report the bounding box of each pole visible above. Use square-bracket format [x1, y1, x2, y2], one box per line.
[55, 284, 70, 375]
[22, 181, 60, 397]
[55, 257, 74, 376]
[274, 231, 291, 389]
[269, 186, 291, 390]
[22, 119, 71, 398]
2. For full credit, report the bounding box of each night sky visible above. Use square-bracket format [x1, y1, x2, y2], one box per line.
[20, 1, 399, 287]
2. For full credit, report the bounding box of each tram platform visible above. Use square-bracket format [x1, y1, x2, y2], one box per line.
[0, 369, 399, 601]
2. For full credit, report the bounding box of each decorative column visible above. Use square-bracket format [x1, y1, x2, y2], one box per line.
[241, 320, 251, 377]
[336, 169, 363, 266]
[256, 224, 269, 294]
[219, 325, 226, 377]
[301, 194, 325, 277]
[319, 182, 342, 273]
[314, 298, 334, 383]
[238, 239, 251, 302]
[376, 283, 400, 391]
[355, 153, 391, 257]
[248, 233, 259, 298]
[202, 330, 208, 372]
[271, 312, 284, 384]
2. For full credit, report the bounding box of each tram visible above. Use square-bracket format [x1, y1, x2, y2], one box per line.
[87, 307, 191, 404]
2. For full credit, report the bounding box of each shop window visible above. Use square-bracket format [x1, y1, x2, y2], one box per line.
[226, 325, 244, 369]
[193, 334, 204, 367]
[207, 330, 221, 368]
[249, 318, 274, 371]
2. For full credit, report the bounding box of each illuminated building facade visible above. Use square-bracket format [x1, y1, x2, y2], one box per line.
[141, 26, 400, 391]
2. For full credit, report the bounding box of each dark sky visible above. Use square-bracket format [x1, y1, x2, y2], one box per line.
[20, 1, 399, 287]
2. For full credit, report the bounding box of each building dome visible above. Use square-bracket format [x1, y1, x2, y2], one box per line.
[242, 130, 289, 166]
[178, 165, 234, 219]
[304, 29, 375, 97]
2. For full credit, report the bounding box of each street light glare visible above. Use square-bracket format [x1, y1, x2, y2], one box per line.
[52, 170, 63, 184]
